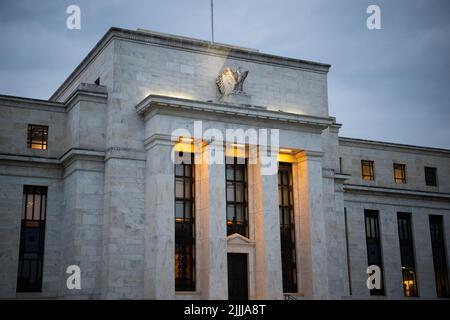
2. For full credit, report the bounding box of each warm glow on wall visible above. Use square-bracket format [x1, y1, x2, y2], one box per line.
[225, 144, 247, 158]
[174, 137, 195, 153]
[277, 148, 299, 163]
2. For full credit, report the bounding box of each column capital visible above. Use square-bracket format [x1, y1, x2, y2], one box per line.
[295, 150, 324, 163]
[143, 133, 174, 150]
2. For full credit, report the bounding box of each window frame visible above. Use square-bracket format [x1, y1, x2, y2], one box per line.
[397, 212, 419, 297]
[361, 160, 375, 181]
[17, 185, 47, 293]
[393, 163, 407, 184]
[278, 162, 298, 293]
[174, 152, 196, 292]
[424, 166, 438, 187]
[225, 157, 249, 238]
[27, 124, 48, 150]
[429, 215, 450, 298]
[364, 209, 385, 296]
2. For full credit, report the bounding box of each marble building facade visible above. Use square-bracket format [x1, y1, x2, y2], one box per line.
[0, 27, 449, 300]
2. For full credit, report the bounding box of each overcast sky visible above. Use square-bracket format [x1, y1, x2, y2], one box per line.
[0, 0, 449, 148]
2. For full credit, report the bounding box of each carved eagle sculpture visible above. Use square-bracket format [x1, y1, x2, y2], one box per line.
[216, 66, 249, 97]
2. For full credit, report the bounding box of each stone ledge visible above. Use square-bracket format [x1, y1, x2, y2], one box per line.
[344, 184, 450, 200]
[0, 153, 60, 165]
[135, 94, 335, 131]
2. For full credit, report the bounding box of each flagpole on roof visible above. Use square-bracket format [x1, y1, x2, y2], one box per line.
[211, 0, 215, 43]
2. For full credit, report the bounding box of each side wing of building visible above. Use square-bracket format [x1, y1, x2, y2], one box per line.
[340, 137, 450, 299]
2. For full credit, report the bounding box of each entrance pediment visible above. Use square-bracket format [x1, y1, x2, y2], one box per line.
[227, 233, 255, 246]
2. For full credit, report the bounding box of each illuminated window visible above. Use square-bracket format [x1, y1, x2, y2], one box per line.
[17, 185, 47, 292]
[364, 210, 385, 295]
[27, 124, 48, 150]
[278, 163, 297, 293]
[226, 157, 248, 237]
[361, 160, 375, 181]
[393, 163, 407, 184]
[425, 167, 437, 186]
[174, 152, 195, 291]
[429, 215, 449, 298]
[397, 212, 418, 297]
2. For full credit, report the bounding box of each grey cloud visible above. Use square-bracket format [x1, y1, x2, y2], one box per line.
[0, 0, 449, 148]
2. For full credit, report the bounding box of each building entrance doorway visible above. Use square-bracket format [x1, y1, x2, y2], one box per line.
[227, 253, 248, 300]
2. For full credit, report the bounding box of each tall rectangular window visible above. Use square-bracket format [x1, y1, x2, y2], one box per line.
[17, 185, 47, 292]
[174, 153, 195, 291]
[397, 212, 418, 297]
[394, 163, 407, 184]
[364, 210, 385, 295]
[278, 163, 297, 293]
[27, 124, 48, 150]
[429, 215, 449, 298]
[361, 160, 375, 181]
[425, 167, 437, 186]
[226, 157, 248, 237]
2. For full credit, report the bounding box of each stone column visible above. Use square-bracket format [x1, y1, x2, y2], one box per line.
[251, 152, 284, 299]
[197, 141, 228, 299]
[143, 138, 175, 299]
[293, 151, 330, 299]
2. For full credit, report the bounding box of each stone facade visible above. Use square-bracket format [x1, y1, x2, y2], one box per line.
[0, 27, 449, 299]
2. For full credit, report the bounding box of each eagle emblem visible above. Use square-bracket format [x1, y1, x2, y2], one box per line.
[216, 66, 249, 97]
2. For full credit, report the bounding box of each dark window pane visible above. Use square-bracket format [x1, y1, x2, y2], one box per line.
[175, 180, 184, 198]
[278, 163, 297, 293]
[27, 125, 48, 150]
[174, 153, 196, 291]
[227, 205, 235, 221]
[425, 167, 437, 186]
[397, 213, 418, 297]
[226, 158, 248, 237]
[175, 164, 184, 176]
[175, 201, 184, 219]
[17, 185, 47, 292]
[226, 167, 234, 180]
[235, 167, 244, 181]
[364, 210, 385, 296]
[429, 215, 449, 298]
[226, 183, 235, 202]
[235, 183, 244, 202]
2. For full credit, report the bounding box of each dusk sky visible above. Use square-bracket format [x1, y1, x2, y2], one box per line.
[1, 0, 449, 148]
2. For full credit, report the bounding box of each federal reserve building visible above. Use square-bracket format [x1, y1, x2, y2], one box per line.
[0, 27, 449, 300]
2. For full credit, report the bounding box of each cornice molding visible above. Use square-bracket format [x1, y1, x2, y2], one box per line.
[136, 94, 334, 132]
[344, 184, 450, 201]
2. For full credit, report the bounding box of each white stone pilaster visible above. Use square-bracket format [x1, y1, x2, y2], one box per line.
[293, 151, 330, 299]
[143, 139, 175, 299]
[251, 156, 284, 299]
[197, 141, 228, 299]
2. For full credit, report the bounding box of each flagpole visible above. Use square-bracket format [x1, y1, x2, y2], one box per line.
[211, 0, 214, 43]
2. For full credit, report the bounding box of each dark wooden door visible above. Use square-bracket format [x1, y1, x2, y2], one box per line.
[227, 253, 248, 300]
